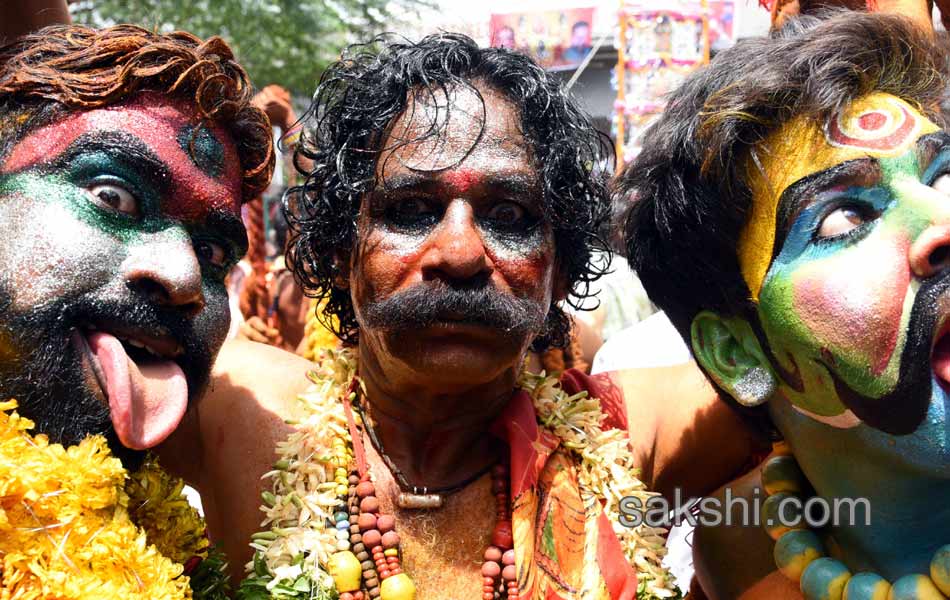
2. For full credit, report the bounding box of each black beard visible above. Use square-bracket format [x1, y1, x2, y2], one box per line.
[0, 284, 214, 466]
[359, 278, 548, 340]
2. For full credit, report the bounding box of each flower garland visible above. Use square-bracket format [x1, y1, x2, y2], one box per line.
[238, 348, 681, 599]
[0, 399, 229, 600]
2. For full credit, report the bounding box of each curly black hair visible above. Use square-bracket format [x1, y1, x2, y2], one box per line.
[285, 32, 612, 350]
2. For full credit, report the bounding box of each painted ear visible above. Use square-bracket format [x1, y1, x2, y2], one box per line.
[690, 311, 777, 407]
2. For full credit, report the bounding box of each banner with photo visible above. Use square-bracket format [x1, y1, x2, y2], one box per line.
[489, 7, 597, 71]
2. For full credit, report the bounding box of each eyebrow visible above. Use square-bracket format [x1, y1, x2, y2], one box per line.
[771, 158, 882, 258]
[48, 130, 172, 192]
[206, 208, 249, 255]
[375, 170, 540, 197]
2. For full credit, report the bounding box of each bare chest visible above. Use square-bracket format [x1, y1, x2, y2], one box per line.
[365, 443, 498, 599]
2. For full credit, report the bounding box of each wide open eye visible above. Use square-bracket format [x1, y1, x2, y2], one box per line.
[194, 239, 229, 269]
[486, 201, 526, 226]
[817, 206, 868, 239]
[85, 183, 139, 217]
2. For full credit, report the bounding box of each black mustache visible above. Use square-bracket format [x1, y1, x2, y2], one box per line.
[359, 281, 547, 337]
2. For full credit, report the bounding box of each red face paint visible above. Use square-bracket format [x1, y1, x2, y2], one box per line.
[443, 169, 481, 194]
[2, 93, 242, 223]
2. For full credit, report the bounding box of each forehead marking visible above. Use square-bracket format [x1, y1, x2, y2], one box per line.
[825, 95, 921, 153]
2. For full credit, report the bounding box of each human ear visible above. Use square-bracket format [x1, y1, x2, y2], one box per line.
[690, 311, 777, 407]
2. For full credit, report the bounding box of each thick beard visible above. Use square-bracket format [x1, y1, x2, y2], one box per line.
[0, 285, 214, 466]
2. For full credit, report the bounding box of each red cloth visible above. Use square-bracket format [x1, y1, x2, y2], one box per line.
[492, 370, 639, 599]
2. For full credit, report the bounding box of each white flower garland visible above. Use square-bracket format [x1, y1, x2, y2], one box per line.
[240, 349, 680, 599]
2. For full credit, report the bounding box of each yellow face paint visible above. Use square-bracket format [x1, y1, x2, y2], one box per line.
[738, 92, 940, 300]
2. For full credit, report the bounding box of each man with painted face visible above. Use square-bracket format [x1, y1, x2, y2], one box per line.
[195, 32, 758, 598]
[623, 11, 950, 600]
[0, 25, 272, 461]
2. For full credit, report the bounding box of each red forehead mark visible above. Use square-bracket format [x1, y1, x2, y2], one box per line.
[443, 169, 481, 194]
[2, 93, 242, 222]
[825, 98, 919, 152]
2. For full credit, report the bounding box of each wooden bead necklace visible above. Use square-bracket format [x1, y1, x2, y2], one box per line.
[332, 379, 520, 599]
[761, 446, 950, 600]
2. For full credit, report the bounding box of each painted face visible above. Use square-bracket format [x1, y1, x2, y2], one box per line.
[741, 93, 950, 447]
[350, 83, 557, 384]
[0, 93, 246, 459]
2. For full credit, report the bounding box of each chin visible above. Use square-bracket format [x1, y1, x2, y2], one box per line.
[387, 330, 526, 384]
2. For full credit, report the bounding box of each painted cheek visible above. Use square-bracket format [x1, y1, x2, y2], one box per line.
[0, 193, 124, 311]
[790, 232, 911, 376]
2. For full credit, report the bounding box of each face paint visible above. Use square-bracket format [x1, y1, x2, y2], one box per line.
[0, 93, 245, 458]
[742, 93, 950, 437]
[740, 93, 939, 299]
[351, 83, 556, 379]
[3, 92, 242, 223]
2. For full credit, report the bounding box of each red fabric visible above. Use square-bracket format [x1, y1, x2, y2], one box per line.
[492, 369, 638, 599]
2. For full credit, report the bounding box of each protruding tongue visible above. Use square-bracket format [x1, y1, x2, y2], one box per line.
[934, 333, 950, 388]
[86, 331, 188, 450]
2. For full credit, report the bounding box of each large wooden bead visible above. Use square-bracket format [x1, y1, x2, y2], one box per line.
[379, 573, 416, 600]
[888, 574, 947, 600]
[327, 551, 363, 592]
[761, 455, 808, 495]
[774, 530, 825, 582]
[843, 572, 890, 600]
[800, 557, 850, 600]
[931, 545, 950, 596]
[492, 521, 513, 549]
[763, 492, 805, 541]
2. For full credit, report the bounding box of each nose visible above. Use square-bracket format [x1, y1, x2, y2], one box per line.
[121, 232, 206, 317]
[910, 224, 950, 278]
[420, 200, 493, 282]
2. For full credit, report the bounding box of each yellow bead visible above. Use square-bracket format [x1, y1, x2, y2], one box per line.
[335, 467, 348, 478]
[384, 548, 399, 557]
[380, 573, 415, 600]
[327, 551, 362, 592]
[336, 484, 348, 495]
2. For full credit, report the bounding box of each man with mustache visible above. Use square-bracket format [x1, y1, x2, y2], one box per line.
[188, 32, 758, 598]
[622, 11, 950, 600]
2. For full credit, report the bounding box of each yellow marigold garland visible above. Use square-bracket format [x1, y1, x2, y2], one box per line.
[0, 399, 226, 600]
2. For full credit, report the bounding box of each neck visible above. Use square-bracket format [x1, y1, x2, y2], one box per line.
[356, 343, 518, 489]
[774, 398, 950, 578]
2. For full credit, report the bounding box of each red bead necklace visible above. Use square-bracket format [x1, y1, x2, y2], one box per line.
[341, 380, 520, 599]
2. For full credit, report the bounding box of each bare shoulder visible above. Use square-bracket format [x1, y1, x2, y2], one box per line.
[693, 467, 799, 600]
[610, 362, 761, 500]
[198, 340, 317, 578]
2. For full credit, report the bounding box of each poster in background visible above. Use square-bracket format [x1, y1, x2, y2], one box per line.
[489, 7, 597, 70]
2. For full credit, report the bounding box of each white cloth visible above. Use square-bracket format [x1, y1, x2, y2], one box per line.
[591, 311, 692, 374]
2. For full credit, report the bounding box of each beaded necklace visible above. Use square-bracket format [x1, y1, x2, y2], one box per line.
[761, 445, 950, 600]
[238, 348, 680, 600]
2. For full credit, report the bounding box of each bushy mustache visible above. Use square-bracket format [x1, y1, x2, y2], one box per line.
[359, 280, 547, 338]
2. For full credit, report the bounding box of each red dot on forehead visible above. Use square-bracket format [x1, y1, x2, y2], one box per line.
[443, 169, 481, 193]
[859, 111, 887, 131]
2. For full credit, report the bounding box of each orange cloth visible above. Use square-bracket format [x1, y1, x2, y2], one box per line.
[493, 371, 639, 599]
